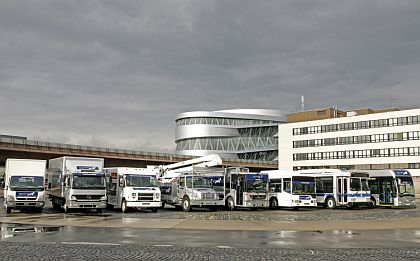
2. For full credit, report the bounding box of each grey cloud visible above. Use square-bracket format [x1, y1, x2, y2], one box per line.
[1, 0, 420, 152]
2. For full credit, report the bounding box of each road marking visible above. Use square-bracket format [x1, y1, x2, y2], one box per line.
[217, 245, 232, 249]
[61, 242, 121, 246]
[154, 244, 174, 247]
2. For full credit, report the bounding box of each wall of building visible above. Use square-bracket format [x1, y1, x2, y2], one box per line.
[279, 108, 420, 177]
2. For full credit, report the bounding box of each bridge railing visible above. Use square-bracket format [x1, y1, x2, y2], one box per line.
[0, 136, 277, 167]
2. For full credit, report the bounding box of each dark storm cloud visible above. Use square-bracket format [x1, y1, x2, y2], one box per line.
[1, 0, 420, 152]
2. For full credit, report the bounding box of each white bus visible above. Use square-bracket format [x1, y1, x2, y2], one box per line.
[366, 169, 416, 208]
[262, 170, 317, 210]
[299, 169, 372, 209]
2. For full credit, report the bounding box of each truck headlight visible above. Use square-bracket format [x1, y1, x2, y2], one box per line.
[71, 196, 77, 200]
[100, 196, 107, 201]
[155, 193, 160, 200]
[7, 195, 15, 201]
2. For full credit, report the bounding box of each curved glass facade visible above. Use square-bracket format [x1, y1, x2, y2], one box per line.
[175, 110, 284, 161]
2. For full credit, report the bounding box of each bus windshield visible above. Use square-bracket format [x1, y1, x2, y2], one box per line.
[72, 175, 105, 189]
[10, 176, 44, 191]
[186, 176, 212, 188]
[398, 177, 415, 196]
[125, 174, 156, 187]
[292, 176, 315, 195]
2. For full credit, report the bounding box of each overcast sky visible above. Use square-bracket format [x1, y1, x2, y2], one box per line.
[1, 1, 420, 153]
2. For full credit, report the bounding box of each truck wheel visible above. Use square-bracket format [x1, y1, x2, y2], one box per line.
[6, 207, 11, 214]
[160, 201, 166, 209]
[269, 197, 278, 210]
[226, 197, 235, 211]
[96, 208, 104, 214]
[369, 197, 377, 209]
[182, 197, 192, 212]
[325, 197, 336, 209]
[151, 208, 158, 213]
[121, 199, 128, 213]
[64, 203, 69, 213]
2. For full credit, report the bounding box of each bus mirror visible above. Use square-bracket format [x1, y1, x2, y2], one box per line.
[397, 179, 401, 185]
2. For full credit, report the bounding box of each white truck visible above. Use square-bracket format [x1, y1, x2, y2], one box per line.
[159, 166, 226, 211]
[47, 156, 107, 213]
[157, 154, 225, 211]
[105, 167, 161, 213]
[3, 158, 47, 214]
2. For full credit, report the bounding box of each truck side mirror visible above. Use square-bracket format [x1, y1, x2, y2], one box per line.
[1, 182, 5, 189]
[62, 182, 66, 187]
[119, 178, 125, 187]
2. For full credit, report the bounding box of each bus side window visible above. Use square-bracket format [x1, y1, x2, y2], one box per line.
[283, 178, 291, 193]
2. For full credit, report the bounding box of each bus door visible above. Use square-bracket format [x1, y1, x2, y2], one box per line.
[378, 178, 394, 205]
[337, 176, 348, 206]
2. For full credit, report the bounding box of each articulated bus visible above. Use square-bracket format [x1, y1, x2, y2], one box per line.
[224, 168, 269, 210]
[299, 169, 372, 209]
[262, 170, 317, 210]
[366, 169, 416, 208]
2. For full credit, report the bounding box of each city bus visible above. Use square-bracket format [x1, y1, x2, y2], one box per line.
[262, 170, 317, 210]
[224, 167, 269, 210]
[299, 169, 372, 209]
[366, 169, 416, 208]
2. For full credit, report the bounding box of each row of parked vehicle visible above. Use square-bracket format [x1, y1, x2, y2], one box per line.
[2, 155, 417, 214]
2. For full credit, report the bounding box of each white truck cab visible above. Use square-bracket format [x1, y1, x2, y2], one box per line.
[3, 158, 47, 213]
[105, 167, 161, 212]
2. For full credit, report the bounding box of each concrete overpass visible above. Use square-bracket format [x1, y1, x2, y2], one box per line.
[0, 136, 277, 171]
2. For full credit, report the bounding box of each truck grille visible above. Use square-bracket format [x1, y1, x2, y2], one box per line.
[138, 193, 154, 201]
[202, 193, 216, 200]
[251, 195, 266, 200]
[16, 197, 37, 201]
[74, 195, 103, 200]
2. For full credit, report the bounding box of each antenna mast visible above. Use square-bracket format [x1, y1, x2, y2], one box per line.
[301, 96, 305, 111]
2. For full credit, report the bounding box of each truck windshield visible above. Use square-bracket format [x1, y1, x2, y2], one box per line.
[186, 176, 212, 188]
[398, 177, 415, 196]
[72, 175, 105, 189]
[244, 174, 268, 193]
[10, 176, 44, 191]
[292, 176, 315, 195]
[125, 174, 156, 187]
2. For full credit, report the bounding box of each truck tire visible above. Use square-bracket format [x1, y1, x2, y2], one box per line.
[121, 199, 128, 213]
[182, 196, 192, 212]
[369, 197, 377, 209]
[151, 208, 158, 213]
[96, 208, 104, 214]
[325, 197, 336, 209]
[269, 197, 278, 210]
[64, 203, 70, 213]
[160, 201, 166, 209]
[226, 197, 236, 211]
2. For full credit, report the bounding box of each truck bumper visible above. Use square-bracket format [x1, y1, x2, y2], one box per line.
[67, 200, 107, 209]
[6, 201, 45, 208]
[243, 200, 269, 208]
[126, 201, 162, 208]
[192, 200, 224, 207]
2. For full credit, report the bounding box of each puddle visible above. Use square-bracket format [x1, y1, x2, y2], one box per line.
[1, 223, 62, 239]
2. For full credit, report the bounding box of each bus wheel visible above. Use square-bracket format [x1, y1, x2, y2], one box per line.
[226, 197, 235, 211]
[269, 197, 278, 210]
[325, 197, 336, 209]
[121, 199, 128, 213]
[182, 197, 192, 212]
[369, 197, 376, 208]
